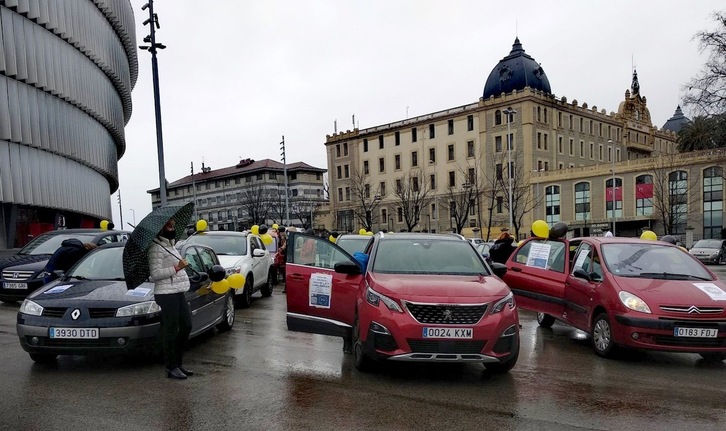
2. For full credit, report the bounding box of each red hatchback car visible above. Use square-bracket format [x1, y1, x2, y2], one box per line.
[503, 236, 726, 361]
[285, 232, 520, 373]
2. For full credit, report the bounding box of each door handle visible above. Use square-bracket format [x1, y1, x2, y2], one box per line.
[510, 267, 522, 272]
[289, 274, 305, 281]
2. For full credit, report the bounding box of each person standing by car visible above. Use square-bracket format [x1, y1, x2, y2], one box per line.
[42, 239, 97, 284]
[149, 218, 192, 380]
[489, 232, 517, 264]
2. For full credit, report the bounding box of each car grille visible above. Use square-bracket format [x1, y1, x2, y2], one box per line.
[404, 302, 488, 325]
[2, 270, 34, 281]
[659, 306, 724, 314]
[42, 307, 68, 318]
[407, 339, 486, 354]
[654, 336, 726, 348]
[89, 308, 117, 318]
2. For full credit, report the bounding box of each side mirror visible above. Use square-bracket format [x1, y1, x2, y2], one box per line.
[252, 249, 266, 258]
[208, 264, 226, 282]
[573, 268, 591, 281]
[490, 262, 507, 278]
[590, 272, 603, 283]
[189, 272, 209, 284]
[334, 261, 361, 275]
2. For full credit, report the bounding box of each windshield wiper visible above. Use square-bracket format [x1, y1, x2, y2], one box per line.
[638, 272, 711, 281]
[69, 275, 87, 280]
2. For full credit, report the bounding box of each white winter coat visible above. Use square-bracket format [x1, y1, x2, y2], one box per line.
[148, 237, 190, 295]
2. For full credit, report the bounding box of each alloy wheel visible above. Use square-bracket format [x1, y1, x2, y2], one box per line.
[593, 318, 611, 353]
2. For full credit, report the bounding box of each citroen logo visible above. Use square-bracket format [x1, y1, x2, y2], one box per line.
[71, 309, 81, 320]
[442, 309, 453, 321]
[687, 306, 701, 314]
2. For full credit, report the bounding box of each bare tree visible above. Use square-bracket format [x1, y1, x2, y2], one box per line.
[291, 199, 324, 230]
[482, 151, 507, 241]
[240, 183, 270, 226]
[267, 181, 287, 225]
[392, 169, 432, 232]
[349, 168, 385, 231]
[683, 11, 726, 115]
[507, 151, 538, 239]
[444, 160, 487, 235]
[650, 154, 700, 236]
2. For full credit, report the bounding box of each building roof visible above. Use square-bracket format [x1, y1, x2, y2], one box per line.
[483, 38, 552, 99]
[662, 105, 691, 133]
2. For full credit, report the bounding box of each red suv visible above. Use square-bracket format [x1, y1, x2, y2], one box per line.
[285, 232, 520, 373]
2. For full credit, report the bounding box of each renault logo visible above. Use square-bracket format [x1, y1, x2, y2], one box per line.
[442, 309, 453, 321]
[687, 306, 701, 314]
[71, 309, 81, 320]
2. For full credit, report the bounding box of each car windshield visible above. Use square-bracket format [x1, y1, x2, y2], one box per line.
[693, 239, 723, 250]
[19, 233, 97, 255]
[337, 237, 371, 255]
[602, 243, 713, 280]
[372, 238, 488, 275]
[67, 247, 125, 280]
[476, 243, 492, 255]
[185, 234, 247, 255]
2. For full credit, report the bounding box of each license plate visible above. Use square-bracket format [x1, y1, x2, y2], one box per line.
[3, 282, 27, 290]
[673, 327, 718, 338]
[422, 327, 473, 339]
[49, 328, 99, 339]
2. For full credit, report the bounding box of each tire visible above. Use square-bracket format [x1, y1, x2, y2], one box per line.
[353, 317, 375, 372]
[699, 352, 726, 362]
[485, 350, 519, 374]
[260, 271, 273, 297]
[216, 293, 236, 331]
[29, 353, 57, 364]
[536, 312, 556, 328]
[591, 312, 618, 358]
[235, 275, 253, 309]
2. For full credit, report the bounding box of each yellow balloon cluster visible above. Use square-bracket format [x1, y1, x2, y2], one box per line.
[227, 273, 246, 290]
[211, 279, 230, 294]
[251, 225, 260, 235]
[329, 235, 337, 243]
[272, 223, 279, 230]
[100, 220, 109, 230]
[365, 231, 373, 236]
[532, 220, 549, 238]
[196, 219, 208, 232]
[359, 228, 367, 235]
[260, 233, 274, 245]
[640, 230, 657, 241]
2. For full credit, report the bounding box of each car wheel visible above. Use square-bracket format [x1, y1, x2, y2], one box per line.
[235, 275, 253, 309]
[536, 313, 556, 328]
[353, 317, 374, 372]
[29, 353, 57, 364]
[216, 292, 235, 332]
[699, 352, 726, 362]
[260, 271, 273, 297]
[591, 313, 618, 358]
[484, 350, 519, 374]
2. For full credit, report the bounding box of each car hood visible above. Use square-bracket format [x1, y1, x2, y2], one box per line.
[613, 277, 726, 306]
[367, 273, 510, 302]
[0, 254, 51, 272]
[217, 255, 243, 269]
[689, 247, 719, 255]
[26, 279, 155, 305]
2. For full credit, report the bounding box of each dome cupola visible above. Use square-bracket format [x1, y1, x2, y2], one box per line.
[483, 38, 552, 99]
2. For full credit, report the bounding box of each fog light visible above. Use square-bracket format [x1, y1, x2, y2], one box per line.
[631, 332, 640, 340]
[501, 324, 518, 337]
[370, 321, 391, 334]
[30, 336, 39, 345]
[117, 338, 126, 346]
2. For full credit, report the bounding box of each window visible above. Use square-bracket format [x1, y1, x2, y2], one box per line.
[579, 141, 584, 158]
[670, 171, 689, 235]
[606, 178, 623, 219]
[636, 174, 653, 216]
[467, 115, 474, 131]
[569, 114, 573, 130]
[589, 120, 593, 135]
[205, 183, 211, 190]
[431, 203, 437, 219]
[448, 119, 454, 135]
[336, 144, 341, 157]
[245, 177, 252, 183]
[363, 138, 368, 152]
[379, 135, 384, 149]
[411, 151, 418, 167]
[395, 179, 402, 193]
[467, 168, 475, 184]
[413, 177, 419, 192]
[536, 106, 541, 122]
[495, 110, 502, 125]
[545, 185, 561, 224]
[544, 108, 548, 124]
[379, 157, 385, 173]
[381, 208, 387, 224]
[395, 154, 401, 170]
[544, 134, 548, 151]
[575, 182, 591, 221]
[558, 112, 562, 127]
[537, 132, 542, 149]
[235, 178, 241, 185]
[269, 172, 277, 180]
[496, 163, 503, 180]
[430, 174, 436, 190]
[448, 171, 456, 187]
[448, 144, 455, 161]
[345, 187, 351, 201]
[429, 148, 436, 164]
[496, 196, 503, 213]
[336, 166, 342, 179]
[215, 181, 221, 188]
[703, 167, 723, 238]
[467, 141, 474, 157]
[256, 173, 263, 180]
[397, 207, 403, 223]
[292, 189, 298, 197]
[589, 143, 594, 159]
[569, 139, 574, 155]
[344, 164, 349, 178]
[429, 124, 435, 139]
[395, 131, 400, 146]
[380, 181, 386, 196]
[363, 160, 369, 175]
[411, 127, 417, 143]
[508, 161, 515, 179]
[579, 117, 583, 132]
[343, 142, 348, 156]
[495, 136, 502, 153]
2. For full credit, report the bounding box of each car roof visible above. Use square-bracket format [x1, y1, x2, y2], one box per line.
[39, 229, 129, 236]
[189, 231, 249, 237]
[337, 234, 371, 240]
[568, 237, 675, 246]
[378, 232, 466, 242]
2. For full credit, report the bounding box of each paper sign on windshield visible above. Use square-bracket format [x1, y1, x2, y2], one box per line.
[693, 283, 726, 301]
[126, 287, 152, 297]
[309, 273, 333, 308]
[526, 243, 551, 269]
[44, 285, 72, 294]
[574, 249, 589, 269]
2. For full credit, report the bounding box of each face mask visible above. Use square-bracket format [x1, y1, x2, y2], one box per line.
[161, 229, 176, 240]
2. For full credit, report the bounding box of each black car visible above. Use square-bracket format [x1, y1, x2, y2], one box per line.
[16, 242, 234, 363]
[0, 229, 129, 303]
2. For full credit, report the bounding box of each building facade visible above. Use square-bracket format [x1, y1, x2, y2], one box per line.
[325, 39, 721, 245]
[149, 159, 327, 232]
[0, 1, 138, 249]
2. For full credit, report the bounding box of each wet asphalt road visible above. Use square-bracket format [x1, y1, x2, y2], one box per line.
[1, 277, 726, 431]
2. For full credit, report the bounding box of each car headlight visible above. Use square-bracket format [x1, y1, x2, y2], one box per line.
[116, 301, 162, 317]
[365, 285, 402, 313]
[618, 291, 651, 313]
[491, 292, 515, 314]
[19, 299, 44, 316]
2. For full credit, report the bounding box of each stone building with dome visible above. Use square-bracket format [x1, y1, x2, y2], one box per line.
[324, 38, 722, 245]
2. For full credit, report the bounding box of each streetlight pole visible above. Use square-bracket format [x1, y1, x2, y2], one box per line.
[129, 209, 136, 226]
[140, 1, 168, 206]
[280, 136, 290, 225]
[608, 139, 616, 235]
[191, 161, 198, 220]
[503, 107, 517, 232]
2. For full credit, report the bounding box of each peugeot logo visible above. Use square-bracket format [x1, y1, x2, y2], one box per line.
[442, 309, 453, 321]
[687, 306, 702, 314]
[71, 309, 81, 320]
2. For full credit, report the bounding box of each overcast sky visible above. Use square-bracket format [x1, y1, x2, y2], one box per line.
[111, 0, 724, 227]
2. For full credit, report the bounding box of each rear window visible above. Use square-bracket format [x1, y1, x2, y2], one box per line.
[337, 237, 371, 255]
[371, 238, 488, 275]
[185, 234, 247, 256]
[19, 233, 96, 255]
[693, 239, 723, 249]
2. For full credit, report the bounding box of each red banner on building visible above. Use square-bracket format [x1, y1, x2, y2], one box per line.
[635, 183, 653, 199]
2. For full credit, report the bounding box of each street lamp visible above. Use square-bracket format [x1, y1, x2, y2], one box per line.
[532, 169, 545, 220]
[503, 107, 517, 232]
[608, 139, 616, 236]
[280, 136, 289, 225]
[129, 208, 136, 226]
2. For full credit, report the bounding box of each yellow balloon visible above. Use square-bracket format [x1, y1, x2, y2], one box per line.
[359, 228, 367, 235]
[251, 225, 260, 235]
[365, 231, 373, 236]
[640, 230, 657, 241]
[678, 246, 688, 253]
[211, 279, 230, 294]
[261, 233, 273, 245]
[532, 220, 549, 238]
[196, 219, 208, 232]
[272, 223, 279, 230]
[100, 220, 109, 230]
[329, 235, 336, 243]
[227, 273, 245, 289]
